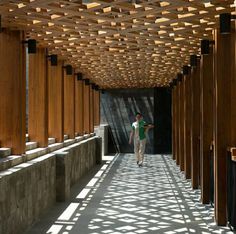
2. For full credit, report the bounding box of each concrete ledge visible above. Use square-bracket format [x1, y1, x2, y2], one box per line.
[0, 136, 102, 234]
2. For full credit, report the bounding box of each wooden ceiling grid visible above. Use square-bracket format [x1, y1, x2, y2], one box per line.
[0, 0, 235, 88]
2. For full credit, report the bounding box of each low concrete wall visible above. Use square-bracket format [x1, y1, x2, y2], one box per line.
[95, 124, 109, 155]
[0, 136, 101, 234]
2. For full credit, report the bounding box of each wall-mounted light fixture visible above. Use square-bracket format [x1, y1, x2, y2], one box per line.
[23, 39, 37, 54]
[201, 39, 215, 55]
[76, 73, 83, 81]
[183, 65, 190, 75]
[47, 54, 58, 66]
[63, 65, 73, 75]
[220, 13, 236, 34]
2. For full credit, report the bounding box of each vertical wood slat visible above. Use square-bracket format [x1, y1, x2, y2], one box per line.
[48, 60, 64, 142]
[64, 69, 75, 139]
[75, 80, 84, 135]
[172, 87, 175, 160]
[214, 27, 235, 225]
[28, 47, 48, 147]
[94, 90, 100, 126]
[89, 86, 94, 133]
[179, 78, 185, 171]
[83, 82, 90, 134]
[200, 48, 214, 204]
[0, 29, 26, 154]
[184, 73, 192, 179]
[191, 60, 201, 189]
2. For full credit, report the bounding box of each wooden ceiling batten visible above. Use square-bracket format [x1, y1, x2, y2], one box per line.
[0, 0, 234, 88]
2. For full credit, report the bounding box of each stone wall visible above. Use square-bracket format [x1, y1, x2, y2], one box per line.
[0, 136, 101, 234]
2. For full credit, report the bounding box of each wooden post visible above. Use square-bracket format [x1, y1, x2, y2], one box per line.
[0, 30, 26, 154]
[172, 86, 176, 160]
[179, 77, 185, 171]
[28, 47, 48, 147]
[75, 79, 84, 135]
[184, 72, 192, 179]
[94, 90, 100, 127]
[64, 68, 75, 139]
[191, 59, 201, 189]
[89, 85, 94, 133]
[176, 79, 181, 166]
[200, 48, 214, 204]
[48, 60, 64, 142]
[213, 25, 236, 225]
[83, 81, 90, 134]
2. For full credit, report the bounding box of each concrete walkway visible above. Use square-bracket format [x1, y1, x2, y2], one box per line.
[25, 154, 233, 234]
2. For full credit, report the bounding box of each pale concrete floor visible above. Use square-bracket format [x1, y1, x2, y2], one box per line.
[25, 154, 234, 234]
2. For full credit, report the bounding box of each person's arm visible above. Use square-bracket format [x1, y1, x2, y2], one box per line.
[144, 124, 154, 133]
[129, 129, 134, 144]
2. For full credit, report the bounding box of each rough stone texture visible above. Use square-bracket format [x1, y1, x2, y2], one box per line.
[0, 136, 102, 234]
[0, 154, 56, 234]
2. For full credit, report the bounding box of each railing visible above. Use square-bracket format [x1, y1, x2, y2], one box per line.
[227, 147, 236, 230]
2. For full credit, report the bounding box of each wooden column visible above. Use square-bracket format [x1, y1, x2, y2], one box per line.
[179, 76, 185, 171]
[48, 60, 64, 142]
[75, 80, 84, 135]
[64, 68, 75, 139]
[94, 90, 100, 127]
[214, 25, 236, 225]
[0, 30, 26, 154]
[89, 86, 94, 133]
[176, 79, 181, 166]
[83, 81, 90, 134]
[191, 59, 201, 189]
[200, 48, 214, 204]
[184, 72, 192, 179]
[172, 86, 176, 160]
[28, 48, 48, 147]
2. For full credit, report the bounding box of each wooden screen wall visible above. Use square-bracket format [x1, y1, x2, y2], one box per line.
[0, 29, 26, 154]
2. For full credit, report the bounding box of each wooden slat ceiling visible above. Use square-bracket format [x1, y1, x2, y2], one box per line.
[0, 0, 235, 88]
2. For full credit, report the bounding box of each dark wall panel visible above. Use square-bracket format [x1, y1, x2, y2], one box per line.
[101, 89, 154, 153]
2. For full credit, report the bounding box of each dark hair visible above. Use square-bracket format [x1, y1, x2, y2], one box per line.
[135, 112, 142, 116]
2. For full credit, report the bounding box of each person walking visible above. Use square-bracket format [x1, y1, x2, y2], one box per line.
[129, 112, 154, 167]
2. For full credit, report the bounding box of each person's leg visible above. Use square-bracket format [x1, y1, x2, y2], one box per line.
[139, 139, 147, 166]
[134, 138, 140, 163]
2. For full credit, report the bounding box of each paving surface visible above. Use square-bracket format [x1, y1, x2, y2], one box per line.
[25, 154, 234, 234]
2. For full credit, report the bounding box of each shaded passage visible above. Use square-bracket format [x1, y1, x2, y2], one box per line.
[26, 154, 233, 234]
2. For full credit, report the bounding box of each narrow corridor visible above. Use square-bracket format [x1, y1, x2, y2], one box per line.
[25, 154, 233, 234]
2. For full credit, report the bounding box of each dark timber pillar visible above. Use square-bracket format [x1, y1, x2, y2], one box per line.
[172, 85, 176, 160]
[48, 60, 64, 142]
[191, 59, 201, 189]
[64, 67, 75, 139]
[214, 23, 236, 225]
[179, 76, 185, 171]
[184, 69, 192, 179]
[200, 47, 214, 204]
[94, 89, 100, 127]
[0, 30, 26, 154]
[28, 48, 48, 147]
[90, 85, 94, 133]
[75, 79, 84, 135]
[83, 81, 90, 134]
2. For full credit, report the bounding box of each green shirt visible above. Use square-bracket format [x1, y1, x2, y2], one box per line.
[132, 120, 146, 140]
